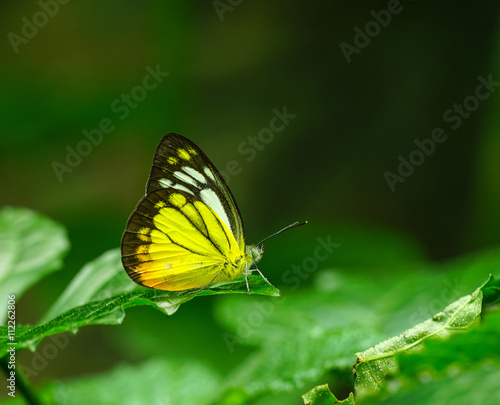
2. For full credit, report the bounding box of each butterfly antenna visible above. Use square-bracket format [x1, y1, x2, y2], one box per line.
[256, 221, 308, 247]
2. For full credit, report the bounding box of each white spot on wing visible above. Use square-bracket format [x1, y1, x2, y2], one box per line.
[172, 184, 194, 195]
[204, 167, 215, 181]
[158, 178, 193, 195]
[200, 188, 232, 233]
[159, 178, 173, 188]
[174, 171, 198, 187]
[182, 167, 206, 184]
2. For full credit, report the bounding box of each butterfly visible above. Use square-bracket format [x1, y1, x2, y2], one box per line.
[121, 133, 305, 294]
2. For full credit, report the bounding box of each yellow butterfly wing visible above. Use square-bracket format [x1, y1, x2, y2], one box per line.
[146, 133, 246, 252]
[121, 189, 250, 291]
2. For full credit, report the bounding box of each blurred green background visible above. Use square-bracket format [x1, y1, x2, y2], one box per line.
[1, 0, 500, 402]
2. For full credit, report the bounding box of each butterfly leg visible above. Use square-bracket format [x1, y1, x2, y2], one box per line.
[248, 263, 274, 287]
[245, 262, 251, 295]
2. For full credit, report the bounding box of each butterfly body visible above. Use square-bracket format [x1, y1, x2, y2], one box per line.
[121, 133, 264, 292]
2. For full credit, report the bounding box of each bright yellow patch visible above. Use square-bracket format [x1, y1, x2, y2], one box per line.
[168, 193, 187, 207]
[137, 227, 151, 242]
[167, 156, 178, 165]
[135, 244, 151, 262]
[177, 148, 191, 160]
[136, 245, 149, 255]
[154, 200, 166, 210]
[187, 147, 198, 155]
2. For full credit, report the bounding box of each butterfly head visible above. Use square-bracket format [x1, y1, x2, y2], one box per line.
[246, 244, 264, 265]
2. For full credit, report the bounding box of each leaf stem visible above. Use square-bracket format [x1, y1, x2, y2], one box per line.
[1, 354, 44, 405]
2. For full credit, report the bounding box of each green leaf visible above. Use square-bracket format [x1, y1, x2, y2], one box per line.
[215, 264, 483, 398]
[219, 387, 252, 405]
[0, 207, 69, 325]
[353, 276, 496, 398]
[0, 274, 278, 358]
[215, 246, 500, 402]
[215, 273, 386, 397]
[51, 359, 221, 405]
[396, 307, 500, 380]
[481, 275, 500, 306]
[360, 364, 500, 405]
[354, 309, 500, 404]
[2, 358, 222, 405]
[302, 384, 354, 405]
[226, 324, 379, 396]
[41, 248, 134, 323]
